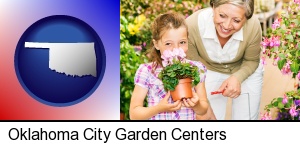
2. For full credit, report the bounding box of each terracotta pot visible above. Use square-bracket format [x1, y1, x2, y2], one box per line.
[120, 112, 125, 120]
[170, 78, 193, 101]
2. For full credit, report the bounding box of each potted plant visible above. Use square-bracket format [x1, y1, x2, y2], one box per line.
[158, 48, 201, 101]
[261, 0, 300, 120]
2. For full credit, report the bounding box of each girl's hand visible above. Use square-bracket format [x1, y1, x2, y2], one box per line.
[218, 75, 241, 98]
[182, 92, 199, 108]
[157, 91, 182, 112]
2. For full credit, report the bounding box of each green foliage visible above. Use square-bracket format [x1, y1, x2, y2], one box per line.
[159, 59, 200, 91]
[120, 14, 147, 120]
[263, 90, 300, 120]
[262, 1, 300, 78]
[120, 39, 147, 120]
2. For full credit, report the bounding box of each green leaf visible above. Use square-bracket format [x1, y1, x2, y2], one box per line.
[292, 19, 299, 25]
[278, 102, 284, 109]
[278, 53, 286, 59]
[268, 104, 273, 109]
[297, 50, 300, 57]
[277, 59, 286, 70]
[286, 34, 294, 42]
[291, 61, 299, 74]
[285, 102, 291, 108]
[273, 101, 278, 107]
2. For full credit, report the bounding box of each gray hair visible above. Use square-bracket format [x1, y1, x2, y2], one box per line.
[210, 0, 254, 19]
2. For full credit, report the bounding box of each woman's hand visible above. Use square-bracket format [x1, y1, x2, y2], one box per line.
[218, 75, 241, 98]
[157, 92, 182, 112]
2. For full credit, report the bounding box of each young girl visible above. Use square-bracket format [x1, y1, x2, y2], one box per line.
[129, 12, 215, 120]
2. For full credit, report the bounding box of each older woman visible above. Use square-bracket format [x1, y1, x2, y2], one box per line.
[186, 0, 263, 120]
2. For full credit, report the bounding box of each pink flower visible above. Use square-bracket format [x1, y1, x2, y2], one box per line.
[290, 23, 296, 28]
[185, 14, 189, 18]
[283, 94, 288, 104]
[168, 4, 174, 8]
[172, 48, 181, 58]
[178, 48, 186, 59]
[262, 47, 266, 55]
[281, 60, 292, 75]
[273, 57, 280, 66]
[261, 37, 269, 48]
[161, 48, 187, 67]
[289, 105, 298, 117]
[272, 18, 281, 29]
[161, 50, 174, 66]
[269, 36, 280, 47]
[162, 60, 168, 67]
[134, 45, 142, 51]
[142, 42, 146, 47]
[297, 71, 300, 79]
[261, 112, 272, 120]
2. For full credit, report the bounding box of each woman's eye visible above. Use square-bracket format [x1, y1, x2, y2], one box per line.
[219, 14, 225, 18]
[234, 20, 241, 23]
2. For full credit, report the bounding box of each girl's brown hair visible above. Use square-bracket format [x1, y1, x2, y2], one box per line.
[148, 12, 188, 72]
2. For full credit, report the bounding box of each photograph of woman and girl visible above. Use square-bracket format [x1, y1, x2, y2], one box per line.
[127, 0, 263, 120]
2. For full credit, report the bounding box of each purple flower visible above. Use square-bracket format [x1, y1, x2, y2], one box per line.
[276, 112, 282, 120]
[294, 100, 300, 106]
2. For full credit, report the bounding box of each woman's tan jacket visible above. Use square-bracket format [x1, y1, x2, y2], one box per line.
[186, 9, 262, 82]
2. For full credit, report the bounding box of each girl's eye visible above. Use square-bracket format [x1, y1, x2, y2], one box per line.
[180, 41, 186, 44]
[165, 43, 171, 46]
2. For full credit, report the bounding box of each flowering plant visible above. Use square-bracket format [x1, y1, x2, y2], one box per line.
[261, 90, 300, 120]
[261, 0, 300, 78]
[158, 48, 200, 91]
[260, 0, 300, 120]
